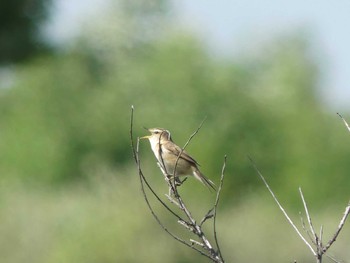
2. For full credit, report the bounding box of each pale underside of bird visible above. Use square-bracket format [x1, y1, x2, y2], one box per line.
[141, 127, 216, 191]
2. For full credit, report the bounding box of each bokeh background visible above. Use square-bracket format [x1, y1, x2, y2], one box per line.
[1, 0, 350, 262]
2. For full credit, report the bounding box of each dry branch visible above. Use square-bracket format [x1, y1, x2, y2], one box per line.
[249, 155, 350, 263]
[248, 156, 317, 258]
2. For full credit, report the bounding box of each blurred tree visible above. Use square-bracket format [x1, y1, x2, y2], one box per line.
[0, 0, 349, 207]
[0, 0, 51, 63]
[2, 2, 350, 262]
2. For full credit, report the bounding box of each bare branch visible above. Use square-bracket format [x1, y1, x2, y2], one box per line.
[323, 200, 350, 253]
[319, 225, 323, 247]
[173, 116, 208, 189]
[248, 156, 317, 257]
[300, 212, 317, 246]
[213, 155, 227, 259]
[190, 239, 206, 249]
[200, 208, 214, 226]
[178, 219, 195, 232]
[325, 253, 343, 263]
[165, 193, 181, 207]
[249, 154, 350, 263]
[299, 188, 319, 245]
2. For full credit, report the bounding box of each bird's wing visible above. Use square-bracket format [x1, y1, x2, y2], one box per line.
[164, 141, 200, 166]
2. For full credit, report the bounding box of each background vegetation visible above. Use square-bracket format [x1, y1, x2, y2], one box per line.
[0, 0, 349, 262]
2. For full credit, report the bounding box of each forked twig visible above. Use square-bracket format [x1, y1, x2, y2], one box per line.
[249, 155, 350, 263]
[248, 156, 316, 257]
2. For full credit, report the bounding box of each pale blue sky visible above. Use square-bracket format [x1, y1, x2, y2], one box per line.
[175, 1, 350, 110]
[46, 0, 350, 109]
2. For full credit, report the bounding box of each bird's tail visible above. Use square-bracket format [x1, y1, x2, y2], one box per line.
[193, 169, 216, 191]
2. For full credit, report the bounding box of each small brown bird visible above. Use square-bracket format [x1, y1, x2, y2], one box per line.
[141, 128, 215, 191]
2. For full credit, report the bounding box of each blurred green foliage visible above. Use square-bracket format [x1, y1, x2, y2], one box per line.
[0, 1, 350, 262]
[0, 176, 349, 263]
[1, 29, 349, 205]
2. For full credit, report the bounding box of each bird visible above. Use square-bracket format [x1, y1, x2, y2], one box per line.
[141, 127, 215, 191]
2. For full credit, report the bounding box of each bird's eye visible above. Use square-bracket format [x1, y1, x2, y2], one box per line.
[154, 131, 159, 134]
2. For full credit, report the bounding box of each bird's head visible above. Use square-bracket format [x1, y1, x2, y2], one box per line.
[141, 127, 172, 142]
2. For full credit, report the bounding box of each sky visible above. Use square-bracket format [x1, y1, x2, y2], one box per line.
[46, 0, 350, 110]
[175, 1, 350, 110]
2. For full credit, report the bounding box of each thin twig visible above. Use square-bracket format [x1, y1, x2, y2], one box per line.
[325, 253, 342, 263]
[178, 220, 195, 232]
[173, 116, 207, 188]
[165, 194, 180, 207]
[299, 188, 319, 245]
[183, 117, 207, 151]
[300, 212, 317, 246]
[337, 113, 350, 133]
[190, 239, 206, 249]
[323, 200, 350, 253]
[213, 155, 226, 260]
[200, 208, 214, 226]
[248, 156, 317, 257]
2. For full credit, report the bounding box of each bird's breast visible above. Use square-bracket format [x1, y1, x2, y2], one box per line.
[148, 140, 192, 176]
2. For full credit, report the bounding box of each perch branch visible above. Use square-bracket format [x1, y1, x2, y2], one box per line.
[130, 106, 211, 259]
[130, 106, 225, 262]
